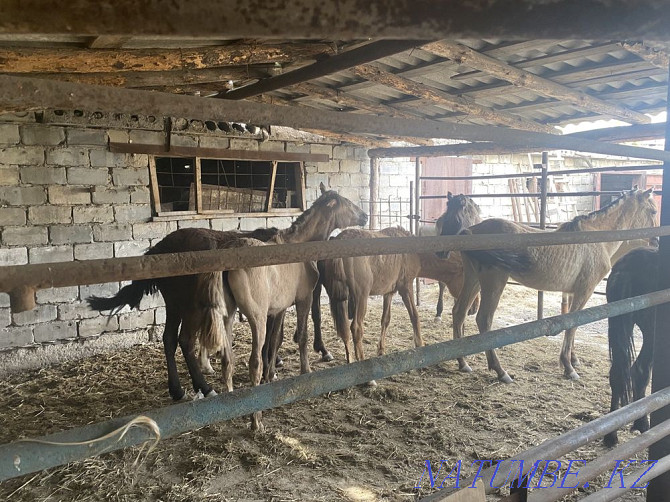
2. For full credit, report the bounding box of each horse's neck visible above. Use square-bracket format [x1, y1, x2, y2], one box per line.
[278, 213, 332, 243]
[417, 253, 459, 283]
[579, 203, 641, 257]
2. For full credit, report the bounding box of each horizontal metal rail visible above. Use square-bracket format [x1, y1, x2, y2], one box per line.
[1, 226, 668, 313]
[420, 190, 663, 199]
[419, 163, 663, 181]
[1, 288, 669, 482]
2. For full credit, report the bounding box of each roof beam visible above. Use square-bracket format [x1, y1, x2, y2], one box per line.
[2, 1, 670, 40]
[220, 40, 425, 100]
[0, 42, 334, 73]
[2, 75, 670, 162]
[621, 42, 670, 69]
[348, 64, 556, 133]
[422, 41, 651, 124]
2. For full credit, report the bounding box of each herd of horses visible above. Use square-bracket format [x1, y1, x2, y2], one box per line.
[88, 185, 660, 440]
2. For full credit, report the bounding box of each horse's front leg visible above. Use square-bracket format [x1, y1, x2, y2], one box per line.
[295, 298, 312, 374]
[435, 281, 446, 320]
[631, 318, 655, 433]
[378, 293, 394, 356]
[264, 312, 285, 382]
[311, 280, 333, 362]
[220, 313, 235, 392]
[179, 313, 216, 398]
[331, 298, 353, 363]
[561, 288, 594, 380]
[162, 307, 185, 400]
[399, 285, 422, 349]
[247, 313, 267, 431]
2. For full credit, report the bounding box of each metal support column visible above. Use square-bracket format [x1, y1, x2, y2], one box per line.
[647, 76, 670, 500]
[537, 151, 549, 319]
[415, 157, 422, 305]
[369, 157, 378, 230]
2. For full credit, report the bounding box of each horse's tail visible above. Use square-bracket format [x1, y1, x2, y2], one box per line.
[195, 272, 227, 352]
[460, 229, 531, 273]
[607, 268, 636, 407]
[87, 279, 158, 314]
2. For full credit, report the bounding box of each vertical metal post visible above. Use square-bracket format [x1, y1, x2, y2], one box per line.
[415, 157, 422, 306]
[537, 151, 549, 319]
[369, 157, 378, 230]
[409, 181, 414, 234]
[647, 78, 670, 501]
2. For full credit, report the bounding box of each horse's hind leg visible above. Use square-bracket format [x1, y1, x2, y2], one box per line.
[179, 313, 215, 398]
[247, 313, 267, 431]
[631, 315, 655, 433]
[311, 280, 333, 362]
[561, 289, 594, 380]
[399, 285, 422, 349]
[331, 298, 354, 363]
[163, 306, 185, 401]
[378, 293, 393, 356]
[476, 269, 512, 384]
[452, 256, 481, 373]
[295, 298, 313, 374]
[435, 282, 446, 320]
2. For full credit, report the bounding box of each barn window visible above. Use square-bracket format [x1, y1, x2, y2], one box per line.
[150, 156, 306, 216]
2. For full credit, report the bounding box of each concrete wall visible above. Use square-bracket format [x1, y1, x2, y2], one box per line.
[0, 112, 369, 369]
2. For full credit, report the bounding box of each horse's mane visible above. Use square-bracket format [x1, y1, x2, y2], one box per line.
[279, 189, 339, 239]
[557, 190, 632, 232]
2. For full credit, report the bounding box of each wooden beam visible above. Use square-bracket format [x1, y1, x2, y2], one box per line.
[620, 42, 670, 69]
[220, 40, 425, 99]
[349, 64, 556, 134]
[568, 123, 667, 142]
[0, 43, 334, 73]
[3, 75, 670, 162]
[422, 41, 651, 124]
[264, 161, 277, 212]
[2, 1, 670, 40]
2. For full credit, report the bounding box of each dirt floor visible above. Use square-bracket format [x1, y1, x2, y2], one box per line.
[0, 282, 650, 501]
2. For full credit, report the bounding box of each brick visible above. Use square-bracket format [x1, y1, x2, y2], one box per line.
[74, 242, 114, 260]
[229, 138, 258, 151]
[317, 161, 339, 173]
[176, 219, 210, 229]
[28, 205, 72, 224]
[34, 321, 78, 343]
[130, 186, 151, 204]
[114, 205, 151, 223]
[170, 133, 198, 148]
[328, 173, 351, 187]
[114, 240, 150, 257]
[155, 306, 166, 324]
[132, 221, 173, 240]
[78, 316, 119, 338]
[199, 135, 230, 149]
[0, 308, 9, 328]
[266, 216, 293, 229]
[210, 218, 240, 232]
[340, 160, 362, 173]
[333, 145, 356, 160]
[36, 286, 79, 304]
[0, 186, 46, 206]
[2, 226, 48, 246]
[29, 245, 73, 264]
[306, 174, 328, 190]
[118, 309, 155, 331]
[129, 130, 165, 145]
[353, 148, 369, 161]
[0, 247, 27, 266]
[92, 223, 132, 241]
[0, 326, 33, 348]
[79, 283, 119, 300]
[66, 129, 107, 146]
[48, 185, 91, 205]
[310, 144, 332, 156]
[107, 130, 129, 143]
[350, 173, 369, 187]
[21, 125, 65, 146]
[0, 146, 44, 165]
[67, 167, 110, 185]
[239, 217, 267, 231]
[49, 225, 93, 244]
[58, 302, 99, 321]
[0, 293, 8, 308]
[286, 143, 310, 154]
[73, 205, 114, 224]
[112, 167, 149, 187]
[13, 305, 57, 326]
[128, 154, 149, 168]
[20, 166, 67, 185]
[258, 141, 284, 152]
[0, 166, 19, 185]
[46, 148, 89, 167]
[0, 207, 26, 226]
[92, 187, 130, 205]
[89, 150, 128, 168]
[0, 124, 20, 145]
[304, 163, 318, 174]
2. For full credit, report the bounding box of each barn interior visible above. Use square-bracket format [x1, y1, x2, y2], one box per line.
[1, 3, 670, 501]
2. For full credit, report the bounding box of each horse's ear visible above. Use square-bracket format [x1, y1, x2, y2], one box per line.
[632, 184, 639, 191]
[319, 182, 327, 194]
[447, 191, 453, 200]
[643, 187, 654, 197]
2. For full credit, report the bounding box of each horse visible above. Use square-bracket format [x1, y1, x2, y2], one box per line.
[451, 187, 657, 383]
[88, 184, 367, 407]
[603, 247, 659, 447]
[435, 192, 482, 319]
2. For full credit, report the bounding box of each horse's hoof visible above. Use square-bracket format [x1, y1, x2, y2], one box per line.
[205, 389, 218, 398]
[572, 359, 581, 368]
[201, 366, 215, 375]
[499, 373, 514, 384]
[565, 370, 580, 380]
[434, 315, 442, 322]
[275, 357, 284, 368]
[321, 352, 334, 363]
[192, 390, 205, 400]
[603, 433, 618, 448]
[459, 364, 473, 373]
[366, 380, 377, 387]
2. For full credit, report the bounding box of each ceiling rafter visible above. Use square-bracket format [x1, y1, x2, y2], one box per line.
[620, 42, 670, 69]
[348, 64, 556, 133]
[422, 40, 651, 124]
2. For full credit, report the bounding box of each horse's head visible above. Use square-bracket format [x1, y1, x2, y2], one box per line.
[436, 193, 481, 259]
[316, 182, 368, 231]
[620, 187, 658, 230]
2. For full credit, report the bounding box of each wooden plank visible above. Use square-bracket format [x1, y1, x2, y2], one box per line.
[0, 43, 334, 73]
[194, 157, 203, 213]
[265, 161, 277, 212]
[422, 41, 651, 124]
[421, 480, 486, 501]
[2, 1, 670, 40]
[621, 42, 670, 69]
[4, 76, 670, 162]
[147, 156, 162, 216]
[110, 142, 330, 163]
[349, 64, 555, 133]
[296, 162, 306, 211]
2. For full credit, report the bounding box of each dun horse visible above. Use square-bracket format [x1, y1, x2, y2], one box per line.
[452, 187, 657, 383]
[604, 247, 659, 447]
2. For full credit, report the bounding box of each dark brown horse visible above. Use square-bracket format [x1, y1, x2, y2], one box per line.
[603, 246, 659, 447]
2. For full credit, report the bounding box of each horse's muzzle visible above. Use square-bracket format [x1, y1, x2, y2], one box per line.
[359, 213, 369, 226]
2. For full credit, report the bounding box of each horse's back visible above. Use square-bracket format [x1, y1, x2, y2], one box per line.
[468, 218, 541, 235]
